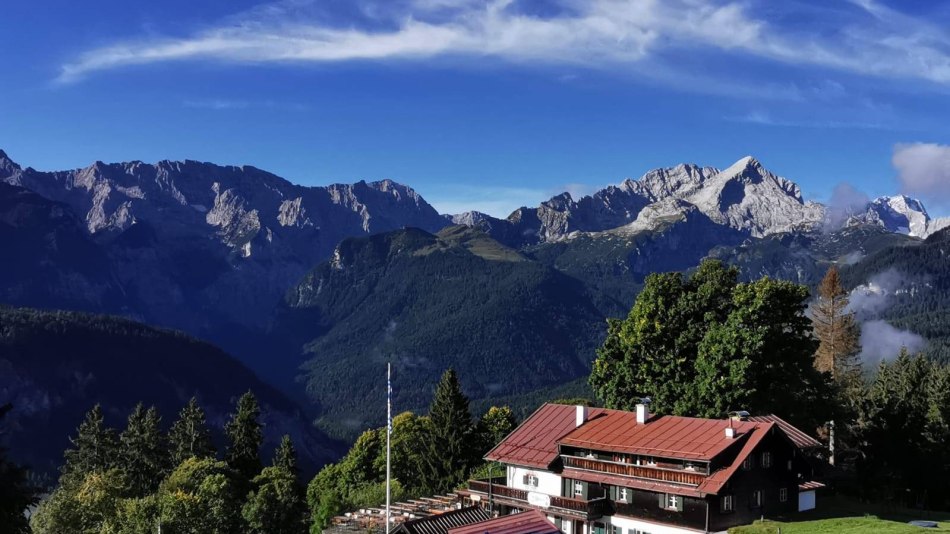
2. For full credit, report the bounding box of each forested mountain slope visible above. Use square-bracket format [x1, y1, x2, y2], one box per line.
[0, 307, 340, 480]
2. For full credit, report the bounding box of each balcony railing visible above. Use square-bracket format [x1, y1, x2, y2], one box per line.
[561, 456, 706, 486]
[463, 479, 609, 520]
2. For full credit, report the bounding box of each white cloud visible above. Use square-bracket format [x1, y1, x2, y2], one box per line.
[893, 142, 950, 207]
[57, 0, 950, 87]
[858, 319, 927, 364]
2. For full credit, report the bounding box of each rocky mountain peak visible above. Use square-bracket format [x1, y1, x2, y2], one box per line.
[0, 149, 22, 178]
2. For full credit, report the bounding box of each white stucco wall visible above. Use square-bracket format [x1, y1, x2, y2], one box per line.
[608, 514, 706, 534]
[506, 465, 562, 497]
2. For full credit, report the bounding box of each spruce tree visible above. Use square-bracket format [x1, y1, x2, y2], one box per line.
[226, 391, 263, 480]
[812, 265, 862, 382]
[168, 397, 216, 466]
[118, 403, 168, 496]
[419, 369, 474, 494]
[274, 435, 298, 477]
[61, 404, 117, 485]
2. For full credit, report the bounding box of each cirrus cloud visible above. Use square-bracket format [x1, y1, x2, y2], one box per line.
[56, 0, 950, 89]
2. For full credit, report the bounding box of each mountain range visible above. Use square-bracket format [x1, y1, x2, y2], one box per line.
[2, 148, 948, 445]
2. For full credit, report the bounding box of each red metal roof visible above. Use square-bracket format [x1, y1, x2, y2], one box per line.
[559, 411, 760, 461]
[486, 404, 605, 469]
[697, 423, 773, 495]
[798, 481, 825, 491]
[448, 510, 559, 534]
[747, 415, 822, 449]
[561, 468, 705, 499]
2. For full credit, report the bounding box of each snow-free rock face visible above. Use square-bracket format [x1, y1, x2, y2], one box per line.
[0, 151, 448, 333]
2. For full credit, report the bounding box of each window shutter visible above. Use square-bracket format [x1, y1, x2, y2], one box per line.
[658, 493, 666, 508]
[676, 497, 684, 512]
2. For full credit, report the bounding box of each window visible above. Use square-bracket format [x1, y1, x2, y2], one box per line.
[742, 457, 753, 470]
[610, 525, 622, 534]
[787, 459, 793, 471]
[661, 493, 683, 511]
[761, 452, 772, 468]
[751, 490, 763, 508]
[721, 495, 734, 512]
[522, 473, 539, 487]
[574, 482, 584, 497]
[779, 488, 788, 503]
[593, 522, 606, 534]
[619, 488, 629, 502]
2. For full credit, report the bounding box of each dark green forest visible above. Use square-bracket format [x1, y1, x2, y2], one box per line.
[0, 306, 339, 479]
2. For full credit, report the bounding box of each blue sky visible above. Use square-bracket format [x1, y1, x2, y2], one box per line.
[2, 0, 950, 216]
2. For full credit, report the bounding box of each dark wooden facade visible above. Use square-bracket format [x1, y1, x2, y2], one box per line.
[464, 424, 818, 533]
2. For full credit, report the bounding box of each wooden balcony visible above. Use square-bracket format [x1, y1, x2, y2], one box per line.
[462, 478, 609, 521]
[561, 456, 706, 486]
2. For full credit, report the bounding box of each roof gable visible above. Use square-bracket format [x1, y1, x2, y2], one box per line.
[485, 404, 605, 469]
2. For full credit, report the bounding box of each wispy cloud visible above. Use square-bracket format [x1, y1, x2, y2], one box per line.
[56, 0, 950, 88]
[726, 111, 887, 130]
[182, 98, 310, 111]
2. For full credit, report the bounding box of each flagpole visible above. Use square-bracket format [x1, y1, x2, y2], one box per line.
[386, 361, 392, 533]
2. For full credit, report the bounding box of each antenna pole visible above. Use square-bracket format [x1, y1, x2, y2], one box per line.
[386, 361, 392, 533]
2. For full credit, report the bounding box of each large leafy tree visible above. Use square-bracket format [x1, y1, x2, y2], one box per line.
[591, 259, 831, 429]
[168, 397, 216, 466]
[61, 404, 118, 486]
[476, 406, 517, 454]
[225, 391, 263, 481]
[243, 466, 308, 534]
[118, 404, 168, 496]
[158, 457, 245, 534]
[32, 469, 127, 534]
[0, 404, 39, 534]
[419, 368, 475, 494]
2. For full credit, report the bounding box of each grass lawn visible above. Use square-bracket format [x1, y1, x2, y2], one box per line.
[731, 516, 950, 533]
[729, 496, 950, 533]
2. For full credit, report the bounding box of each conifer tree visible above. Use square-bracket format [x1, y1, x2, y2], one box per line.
[61, 404, 117, 485]
[118, 403, 168, 496]
[419, 369, 474, 494]
[226, 391, 263, 480]
[812, 265, 862, 382]
[168, 397, 216, 466]
[274, 434, 298, 477]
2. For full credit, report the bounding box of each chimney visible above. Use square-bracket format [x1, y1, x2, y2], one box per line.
[575, 405, 588, 427]
[635, 397, 651, 424]
[725, 420, 736, 439]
